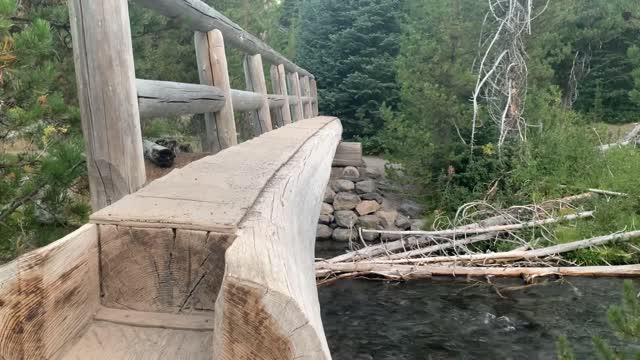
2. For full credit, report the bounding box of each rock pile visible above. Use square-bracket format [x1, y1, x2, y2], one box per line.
[317, 165, 424, 245]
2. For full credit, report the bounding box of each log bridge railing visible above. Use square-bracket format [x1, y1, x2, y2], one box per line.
[0, 1, 338, 359]
[69, 0, 319, 211]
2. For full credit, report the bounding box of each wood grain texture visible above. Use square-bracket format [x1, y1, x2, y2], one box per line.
[94, 307, 214, 330]
[0, 225, 100, 360]
[213, 118, 342, 360]
[333, 141, 364, 167]
[195, 29, 237, 153]
[90, 117, 339, 232]
[132, 0, 313, 78]
[310, 79, 319, 116]
[137, 79, 225, 119]
[243, 54, 273, 135]
[301, 76, 313, 119]
[68, 0, 146, 211]
[99, 226, 233, 313]
[61, 320, 212, 360]
[288, 72, 305, 122]
[270, 65, 292, 127]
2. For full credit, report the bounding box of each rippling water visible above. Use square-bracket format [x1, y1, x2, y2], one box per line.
[319, 277, 640, 359]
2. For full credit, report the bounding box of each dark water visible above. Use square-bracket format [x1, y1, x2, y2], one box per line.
[319, 277, 640, 359]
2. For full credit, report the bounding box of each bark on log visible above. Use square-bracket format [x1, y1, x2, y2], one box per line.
[143, 140, 176, 168]
[316, 263, 640, 279]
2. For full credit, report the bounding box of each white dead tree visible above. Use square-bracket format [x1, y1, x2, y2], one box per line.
[471, 0, 550, 151]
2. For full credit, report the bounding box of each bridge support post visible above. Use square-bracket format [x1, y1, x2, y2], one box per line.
[243, 54, 273, 135]
[68, 0, 146, 211]
[310, 79, 319, 116]
[301, 76, 314, 118]
[195, 29, 237, 152]
[288, 72, 305, 121]
[270, 64, 293, 127]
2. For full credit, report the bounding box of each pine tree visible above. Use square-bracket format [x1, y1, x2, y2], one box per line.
[0, 0, 88, 263]
[297, 0, 402, 142]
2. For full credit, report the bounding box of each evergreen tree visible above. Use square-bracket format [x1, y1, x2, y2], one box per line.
[297, 0, 402, 142]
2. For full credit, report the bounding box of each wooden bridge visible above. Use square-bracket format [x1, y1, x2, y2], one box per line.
[0, 0, 339, 359]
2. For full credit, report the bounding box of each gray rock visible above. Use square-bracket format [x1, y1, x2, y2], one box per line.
[334, 179, 355, 192]
[334, 210, 358, 228]
[341, 166, 360, 179]
[323, 187, 336, 203]
[361, 192, 384, 204]
[333, 228, 356, 242]
[362, 231, 379, 242]
[375, 210, 398, 229]
[365, 167, 382, 179]
[355, 179, 376, 194]
[355, 200, 381, 216]
[316, 224, 333, 240]
[357, 215, 381, 229]
[381, 227, 403, 241]
[333, 192, 361, 210]
[398, 200, 424, 218]
[318, 214, 334, 225]
[411, 219, 426, 231]
[320, 202, 334, 216]
[395, 215, 412, 230]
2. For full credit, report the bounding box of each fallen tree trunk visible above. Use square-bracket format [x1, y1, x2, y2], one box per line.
[358, 230, 640, 265]
[143, 139, 176, 168]
[316, 263, 640, 279]
[380, 232, 499, 260]
[598, 123, 640, 151]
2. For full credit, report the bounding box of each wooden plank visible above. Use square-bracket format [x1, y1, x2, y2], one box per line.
[212, 118, 341, 360]
[90, 118, 338, 232]
[310, 79, 319, 116]
[0, 224, 100, 360]
[243, 54, 273, 135]
[270, 64, 292, 127]
[132, 0, 313, 79]
[137, 79, 225, 119]
[61, 321, 212, 360]
[301, 76, 313, 118]
[195, 29, 237, 153]
[99, 226, 233, 313]
[94, 307, 214, 331]
[333, 141, 364, 167]
[288, 72, 305, 121]
[68, 0, 145, 210]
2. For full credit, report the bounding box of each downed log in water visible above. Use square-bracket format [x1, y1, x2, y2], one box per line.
[316, 263, 640, 280]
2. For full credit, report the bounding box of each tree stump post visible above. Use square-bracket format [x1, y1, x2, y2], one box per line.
[270, 64, 292, 126]
[243, 54, 273, 135]
[288, 72, 305, 121]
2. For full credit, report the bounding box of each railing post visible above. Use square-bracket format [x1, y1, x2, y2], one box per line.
[310, 79, 319, 116]
[288, 72, 305, 121]
[194, 29, 237, 152]
[243, 54, 272, 135]
[68, 0, 145, 211]
[301, 76, 313, 118]
[270, 64, 292, 126]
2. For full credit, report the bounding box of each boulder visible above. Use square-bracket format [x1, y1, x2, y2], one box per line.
[357, 215, 381, 229]
[395, 215, 412, 230]
[341, 166, 360, 179]
[398, 200, 424, 218]
[355, 200, 381, 216]
[362, 231, 379, 242]
[320, 202, 334, 216]
[365, 167, 382, 179]
[333, 192, 361, 210]
[355, 179, 376, 194]
[316, 224, 333, 240]
[333, 228, 356, 242]
[411, 219, 426, 231]
[334, 179, 355, 192]
[323, 187, 336, 203]
[375, 210, 398, 229]
[334, 210, 358, 228]
[361, 192, 384, 204]
[318, 214, 334, 225]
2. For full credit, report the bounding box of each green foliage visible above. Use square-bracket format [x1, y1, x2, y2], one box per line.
[297, 0, 402, 141]
[0, 0, 87, 263]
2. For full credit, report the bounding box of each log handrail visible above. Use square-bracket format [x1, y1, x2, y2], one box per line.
[69, 0, 319, 210]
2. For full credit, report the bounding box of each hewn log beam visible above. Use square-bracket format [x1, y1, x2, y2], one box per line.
[137, 79, 225, 118]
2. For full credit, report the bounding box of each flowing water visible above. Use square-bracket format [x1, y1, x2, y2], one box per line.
[319, 277, 640, 359]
